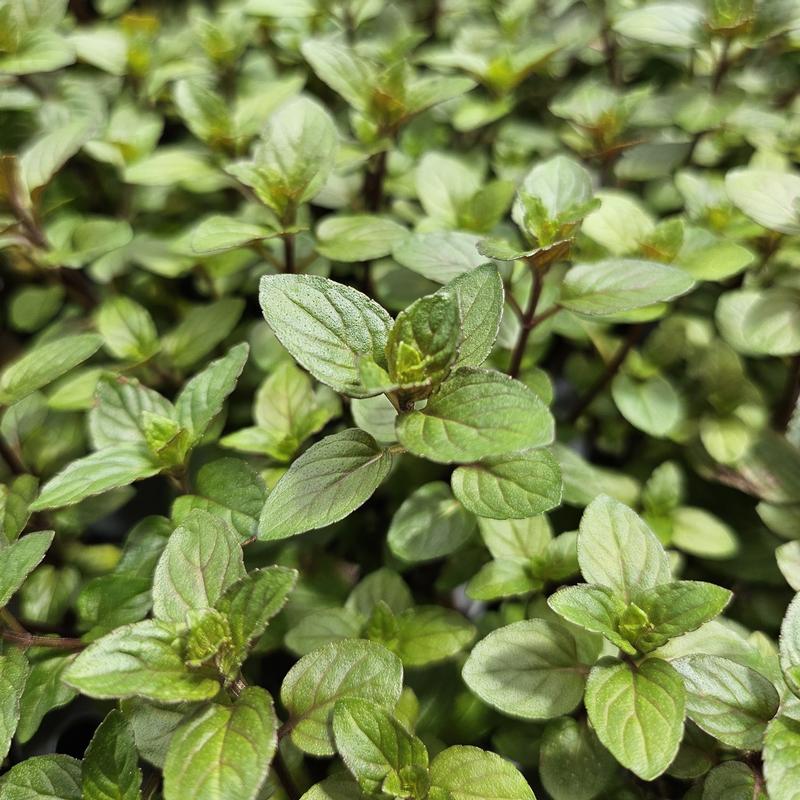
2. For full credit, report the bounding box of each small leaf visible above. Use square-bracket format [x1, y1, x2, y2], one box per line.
[560, 259, 694, 317]
[725, 169, 800, 235]
[95, 296, 159, 362]
[163, 299, 245, 370]
[428, 745, 535, 800]
[392, 231, 486, 284]
[702, 762, 765, 800]
[82, 709, 142, 800]
[673, 655, 780, 750]
[396, 368, 554, 464]
[613, 2, 704, 47]
[259, 274, 393, 397]
[0, 648, 29, 761]
[462, 618, 591, 720]
[152, 509, 245, 622]
[190, 215, 280, 255]
[0, 333, 103, 406]
[0, 530, 54, 607]
[315, 215, 408, 262]
[0, 755, 82, 800]
[162, 687, 278, 800]
[611, 374, 684, 438]
[716, 289, 800, 357]
[585, 658, 685, 780]
[764, 716, 800, 800]
[389, 607, 476, 667]
[259, 429, 393, 541]
[280, 639, 403, 756]
[451, 448, 562, 519]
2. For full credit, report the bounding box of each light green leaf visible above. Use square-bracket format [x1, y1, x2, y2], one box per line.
[764, 716, 800, 800]
[1, 474, 39, 541]
[582, 191, 655, 256]
[585, 658, 685, 780]
[428, 745, 535, 800]
[175, 343, 250, 440]
[613, 2, 704, 47]
[286, 608, 364, 656]
[163, 299, 245, 370]
[15, 652, 78, 744]
[611, 374, 684, 438]
[30, 445, 160, 510]
[396, 368, 554, 464]
[392, 232, 486, 284]
[777, 542, 800, 591]
[351, 394, 398, 444]
[96, 296, 159, 362]
[189, 215, 279, 255]
[0, 755, 82, 800]
[560, 259, 694, 317]
[673, 655, 780, 750]
[63, 619, 220, 703]
[0, 333, 102, 406]
[280, 639, 403, 756]
[387, 481, 476, 563]
[389, 607, 476, 667]
[716, 289, 800, 357]
[0, 648, 29, 761]
[578, 495, 671, 601]
[703, 762, 765, 800]
[451, 448, 562, 519]
[462, 619, 590, 720]
[259, 429, 393, 541]
[332, 698, 428, 795]
[671, 506, 738, 559]
[466, 559, 541, 601]
[152, 509, 245, 622]
[346, 569, 413, 618]
[259, 274, 393, 398]
[725, 169, 800, 235]
[478, 516, 552, 562]
[0, 530, 54, 607]
[20, 120, 92, 192]
[82, 709, 142, 800]
[315, 215, 408, 262]
[780, 594, 800, 697]
[162, 687, 277, 800]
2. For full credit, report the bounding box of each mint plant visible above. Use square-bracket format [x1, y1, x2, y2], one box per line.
[2, 1, 800, 799]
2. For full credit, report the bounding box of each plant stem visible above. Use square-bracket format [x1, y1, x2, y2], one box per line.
[508, 265, 545, 379]
[567, 324, 644, 423]
[0, 436, 25, 475]
[363, 150, 388, 212]
[711, 37, 732, 93]
[1, 609, 84, 651]
[283, 233, 295, 273]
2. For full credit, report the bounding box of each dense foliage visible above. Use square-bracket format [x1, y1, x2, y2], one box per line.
[1, 0, 800, 798]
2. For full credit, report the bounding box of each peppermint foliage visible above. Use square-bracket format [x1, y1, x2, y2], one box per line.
[1, 2, 800, 799]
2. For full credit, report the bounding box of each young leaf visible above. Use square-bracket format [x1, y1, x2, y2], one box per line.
[162, 687, 278, 800]
[578, 495, 671, 601]
[451, 448, 563, 519]
[428, 746, 535, 800]
[95, 295, 159, 362]
[396, 368, 554, 463]
[585, 658, 685, 780]
[259, 275, 393, 397]
[462, 619, 592, 720]
[388, 607, 476, 667]
[0, 648, 29, 761]
[63, 619, 220, 703]
[0, 333, 103, 406]
[152, 510, 245, 622]
[332, 698, 428, 795]
[15, 652, 78, 744]
[280, 639, 403, 756]
[163, 299, 245, 370]
[189, 215, 280, 255]
[259, 429, 394, 541]
[315, 215, 408, 262]
[673, 655, 780, 750]
[0, 755, 82, 800]
[387, 481, 477, 563]
[0, 530, 54, 607]
[82, 709, 142, 800]
[30, 445, 161, 510]
[725, 169, 800, 235]
[763, 716, 800, 800]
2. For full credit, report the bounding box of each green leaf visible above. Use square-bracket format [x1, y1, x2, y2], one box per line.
[162, 687, 277, 800]
[15, 652, 78, 744]
[163, 299, 245, 370]
[259, 429, 393, 541]
[332, 698, 428, 795]
[613, 2, 704, 46]
[428, 745, 535, 800]
[0, 530, 54, 606]
[585, 658, 685, 780]
[673, 655, 780, 750]
[1, 474, 37, 541]
[63, 619, 221, 703]
[95, 295, 159, 362]
[351, 394, 397, 444]
[172, 457, 266, 540]
[0, 333, 102, 406]
[0, 755, 82, 800]
[392, 232, 486, 284]
[20, 120, 91, 192]
[725, 169, 800, 235]
[216, 566, 298, 666]
[396, 368, 554, 464]
[462, 619, 591, 720]
[0, 648, 29, 761]
[671, 506, 739, 559]
[259, 274, 393, 398]
[387, 481, 476, 563]
[764, 716, 800, 800]
[611, 374, 684, 438]
[479, 515, 552, 561]
[152, 509, 245, 622]
[466, 559, 541, 601]
[299, 777, 371, 800]
[315, 215, 408, 262]
[227, 95, 337, 218]
[441, 264, 504, 369]
[451, 448, 563, 519]
[82, 709, 142, 800]
[175, 343, 250, 440]
[777, 542, 800, 591]
[280, 639, 403, 756]
[539, 717, 617, 800]
[300, 39, 373, 112]
[703, 762, 766, 800]
[286, 608, 364, 655]
[560, 259, 694, 317]
[582, 191, 655, 256]
[189, 215, 280, 255]
[632, 581, 732, 652]
[30, 444, 160, 510]
[346, 569, 413, 617]
[716, 289, 800, 357]
[388, 607, 476, 667]
[578, 495, 671, 601]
